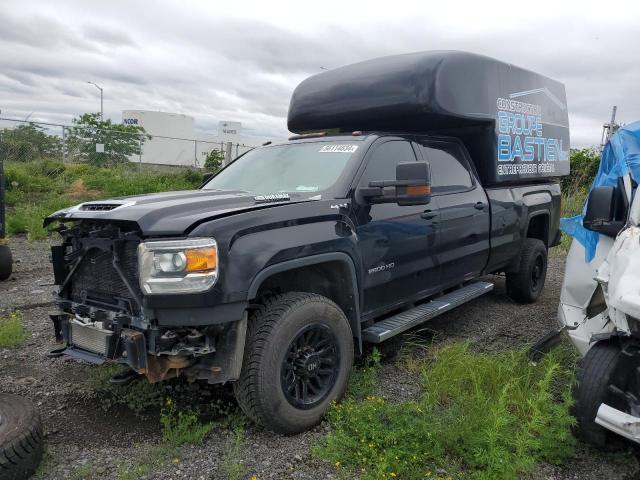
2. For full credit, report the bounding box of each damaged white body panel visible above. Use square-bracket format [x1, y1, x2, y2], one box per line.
[559, 235, 614, 356]
[560, 174, 640, 445]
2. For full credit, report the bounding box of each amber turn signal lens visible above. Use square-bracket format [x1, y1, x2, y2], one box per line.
[405, 185, 431, 196]
[185, 247, 217, 272]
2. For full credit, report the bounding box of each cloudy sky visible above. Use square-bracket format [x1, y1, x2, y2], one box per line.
[1, 0, 639, 147]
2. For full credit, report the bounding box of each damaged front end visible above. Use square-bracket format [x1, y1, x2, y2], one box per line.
[49, 221, 246, 384]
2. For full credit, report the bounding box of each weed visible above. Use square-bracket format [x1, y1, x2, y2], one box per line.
[0, 311, 28, 348]
[117, 462, 151, 480]
[70, 461, 101, 480]
[115, 443, 174, 480]
[346, 346, 382, 400]
[160, 399, 213, 447]
[315, 342, 577, 480]
[76, 363, 165, 416]
[222, 426, 246, 480]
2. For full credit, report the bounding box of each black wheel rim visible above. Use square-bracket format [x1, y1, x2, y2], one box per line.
[531, 255, 544, 291]
[281, 324, 340, 410]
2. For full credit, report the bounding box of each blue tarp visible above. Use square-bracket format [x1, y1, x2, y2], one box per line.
[560, 121, 640, 261]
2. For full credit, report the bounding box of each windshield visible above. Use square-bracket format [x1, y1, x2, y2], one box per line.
[202, 142, 360, 195]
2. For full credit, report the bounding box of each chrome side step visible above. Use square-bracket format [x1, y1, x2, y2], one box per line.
[362, 281, 494, 343]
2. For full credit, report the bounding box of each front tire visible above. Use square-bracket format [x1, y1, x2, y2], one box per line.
[506, 238, 547, 303]
[573, 342, 625, 448]
[233, 292, 354, 434]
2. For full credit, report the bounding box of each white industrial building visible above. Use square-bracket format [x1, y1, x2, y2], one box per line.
[121, 110, 273, 167]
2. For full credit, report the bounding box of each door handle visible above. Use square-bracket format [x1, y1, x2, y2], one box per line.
[474, 202, 487, 210]
[421, 210, 437, 220]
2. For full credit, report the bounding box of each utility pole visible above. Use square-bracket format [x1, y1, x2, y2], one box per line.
[87, 81, 104, 120]
[600, 106, 620, 151]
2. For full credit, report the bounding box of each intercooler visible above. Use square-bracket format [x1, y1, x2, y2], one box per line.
[69, 321, 115, 356]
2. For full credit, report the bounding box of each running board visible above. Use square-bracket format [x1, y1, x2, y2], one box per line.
[362, 281, 494, 343]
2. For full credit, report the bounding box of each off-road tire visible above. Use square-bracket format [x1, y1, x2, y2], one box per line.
[0, 245, 12, 282]
[233, 292, 353, 434]
[573, 342, 624, 449]
[506, 238, 547, 303]
[0, 394, 44, 480]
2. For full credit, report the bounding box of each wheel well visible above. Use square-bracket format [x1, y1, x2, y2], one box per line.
[252, 260, 358, 329]
[527, 214, 549, 247]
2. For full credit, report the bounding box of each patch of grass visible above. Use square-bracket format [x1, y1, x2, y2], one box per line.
[115, 442, 176, 480]
[0, 311, 28, 348]
[117, 461, 152, 480]
[4, 160, 202, 239]
[118, 404, 217, 480]
[345, 346, 382, 400]
[160, 399, 214, 447]
[315, 342, 577, 480]
[222, 426, 246, 480]
[70, 461, 103, 480]
[76, 363, 165, 416]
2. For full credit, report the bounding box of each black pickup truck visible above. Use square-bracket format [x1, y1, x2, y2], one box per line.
[46, 51, 569, 433]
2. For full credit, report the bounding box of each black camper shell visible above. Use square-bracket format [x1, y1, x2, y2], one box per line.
[288, 50, 570, 185]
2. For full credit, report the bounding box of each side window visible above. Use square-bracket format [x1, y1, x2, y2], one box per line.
[360, 140, 417, 186]
[420, 144, 473, 194]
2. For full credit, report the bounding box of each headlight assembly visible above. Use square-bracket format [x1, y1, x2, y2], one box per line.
[138, 238, 218, 294]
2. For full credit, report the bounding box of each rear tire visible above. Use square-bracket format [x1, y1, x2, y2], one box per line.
[573, 342, 624, 448]
[0, 245, 12, 281]
[233, 292, 354, 434]
[0, 394, 44, 480]
[506, 238, 547, 303]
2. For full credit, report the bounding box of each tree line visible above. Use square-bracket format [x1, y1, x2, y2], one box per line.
[0, 113, 148, 167]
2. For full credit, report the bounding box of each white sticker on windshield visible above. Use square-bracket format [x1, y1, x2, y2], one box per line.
[318, 145, 359, 153]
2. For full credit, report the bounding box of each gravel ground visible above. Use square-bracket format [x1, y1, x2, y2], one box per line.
[1, 236, 639, 480]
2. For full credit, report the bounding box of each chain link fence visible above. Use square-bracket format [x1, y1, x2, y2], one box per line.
[0, 117, 259, 169]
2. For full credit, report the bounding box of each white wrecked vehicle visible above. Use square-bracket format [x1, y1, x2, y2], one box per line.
[559, 121, 640, 447]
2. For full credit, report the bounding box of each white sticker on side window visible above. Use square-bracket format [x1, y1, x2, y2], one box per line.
[318, 145, 359, 153]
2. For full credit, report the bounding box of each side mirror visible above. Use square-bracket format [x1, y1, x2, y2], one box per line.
[358, 161, 431, 206]
[395, 161, 431, 206]
[583, 186, 625, 237]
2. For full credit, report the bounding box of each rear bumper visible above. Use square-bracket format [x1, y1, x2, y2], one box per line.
[596, 403, 640, 444]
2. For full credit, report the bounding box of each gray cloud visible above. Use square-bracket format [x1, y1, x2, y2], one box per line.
[83, 25, 136, 48]
[1, 2, 639, 146]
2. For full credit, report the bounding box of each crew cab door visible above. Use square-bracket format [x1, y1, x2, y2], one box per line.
[416, 140, 490, 286]
[353, 138, 440, 317]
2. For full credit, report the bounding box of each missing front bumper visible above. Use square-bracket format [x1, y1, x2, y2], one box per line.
[49, 311, 248, 385]
[49, 313, 147, 370]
